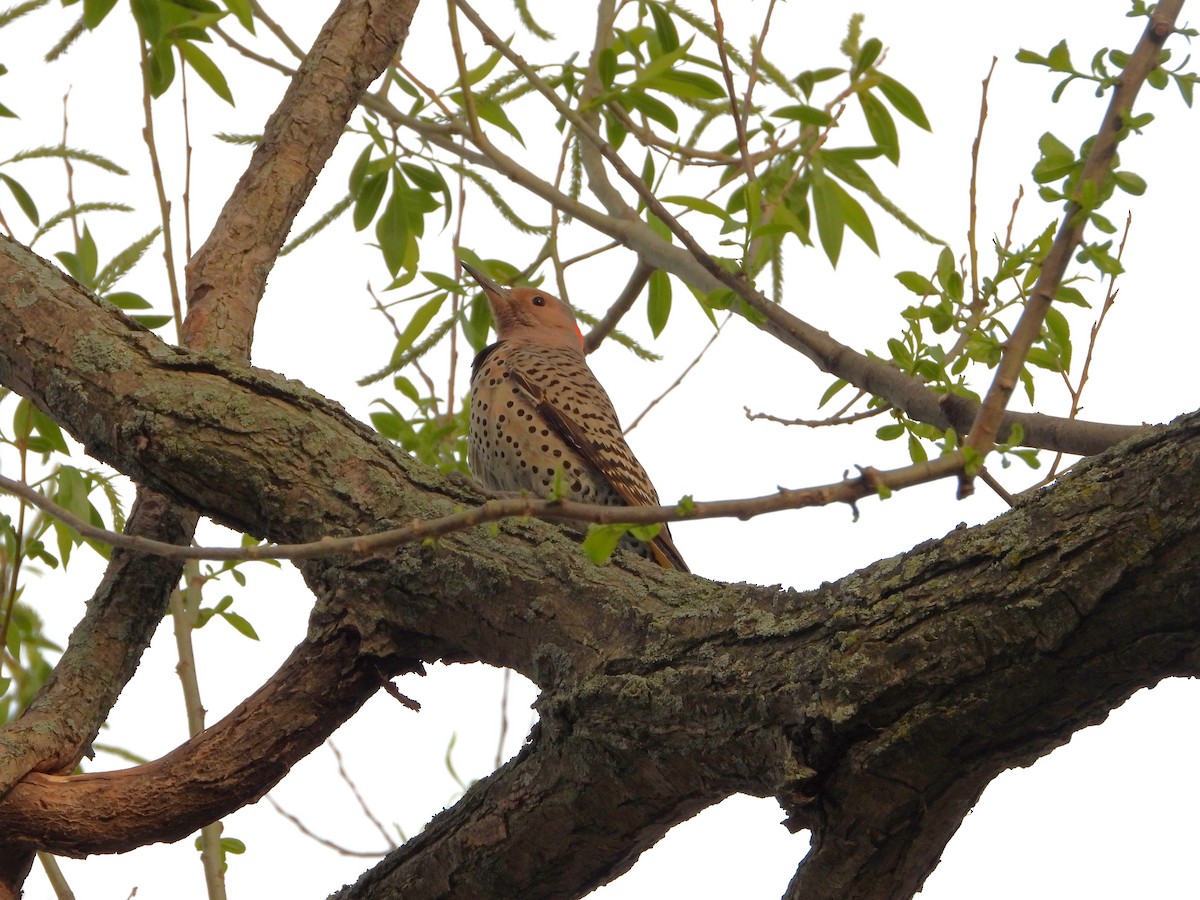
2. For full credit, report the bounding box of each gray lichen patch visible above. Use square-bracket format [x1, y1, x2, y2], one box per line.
[73, 332, 131, 375]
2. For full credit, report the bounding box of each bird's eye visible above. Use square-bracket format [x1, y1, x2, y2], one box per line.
[532, 295, 546, 307]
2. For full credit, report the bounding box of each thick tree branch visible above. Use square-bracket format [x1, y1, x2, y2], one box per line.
[184, 0, 418, 354]
[0, 0, 420, 890]
[339, 415, 1200, 900]
[0, 630, 419, 856]
[1, 208, 1199, 900]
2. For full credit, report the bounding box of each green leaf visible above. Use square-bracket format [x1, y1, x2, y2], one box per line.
[12, 397, 35, 443]
[818, 378, 848, 408]
[0, 174, 38, 224]
[1025, 347, 1061, 371]
[935, 246, 956, 290]
[389, 294, 446, 362]
[887, 337, 912, 367]
[375, 185, 409, 276]
[859, 91, 899, 163]
[1038, 131, 1073, 161]
[908, 433, 928, 463]
[220, 610, 259, 640]
[132, 314, 173, 329]
[423, 271, 466, 294]
[455, 93, 525, 145]
[465, 48, 502, 86]
[604, 109, 628, 148]
[648, 2, 679, 53]
[77, 226, 98, 283]
[1046, 39, 1074, 73]
[223, 0, 253, 31]
[811, 172, 845, 266]
[660, 194, 731, 224]
[835, 181, 878, 254]
[131, 0, 162, 42]
[1044, 305, 1072, 369]
[646, 70, 725, 101]
[582, 523, 627, 565]
[855, 37, 882, 74]
[876, 423, 904, 441]
[178, 40, 234, 104]
[621, 89, 678, 132]
[353, 172, 388, 231]
[896, 271, 936, 295]
[104, 291, 152, 310]
[877, 74, 931, 130]
[771, 104, 835, 126]
[83, 0, 118, 28]
[31, 408, 70, 455]
[1054, 285, 1090, 307]
[647, 269, 671, 337]
[598, 47, 617, 89]
[348, 144, 374, 195]
[1112, 170, 1146, 195]
[146, 40, 176, 97]
[794, 66, 844, 98]
[393, 376, 421, 404]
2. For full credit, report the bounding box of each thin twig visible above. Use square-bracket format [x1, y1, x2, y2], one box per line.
[0, 445, 28, 686]
[135, 24, 184, 341]
[250, 0, 306, 60]
[741, 0, 778, 161]
[746, 404, 890, 429]
[966, 58, 997, 314]
[61, 91, 79, 247]
[1031, 212, 1132, 490]
[266, 796, 390, 858]
[710, 0, 753, 181]
[329, 742, 399, 851]
[36, 852, 74, 900]
[180, 50, 195, 261]
[625, 312, 730, 433]
[0, 451, 967, 566]
[213, 24, 295, 76]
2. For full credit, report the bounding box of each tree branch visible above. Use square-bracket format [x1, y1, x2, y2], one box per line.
[0, 1, 421, 889]
[962, 1, 1182, 465]
[0, 630, 420, 856]
[1, 205, 1199, 899]
[451, 0, 1144, 458]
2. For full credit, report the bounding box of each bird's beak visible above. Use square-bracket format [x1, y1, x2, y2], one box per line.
[460, 261, 514, 301]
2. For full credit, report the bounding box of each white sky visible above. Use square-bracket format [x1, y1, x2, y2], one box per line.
[2, 2, 1198, 898]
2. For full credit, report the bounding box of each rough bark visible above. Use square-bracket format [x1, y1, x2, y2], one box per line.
[1, 231, 1198, 899]
[0, 0, 418, 892]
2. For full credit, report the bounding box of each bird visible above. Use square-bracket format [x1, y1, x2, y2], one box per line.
[461, 260, 689, 572]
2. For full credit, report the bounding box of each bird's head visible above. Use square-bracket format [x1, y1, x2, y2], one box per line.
[461, 261, 584, 351]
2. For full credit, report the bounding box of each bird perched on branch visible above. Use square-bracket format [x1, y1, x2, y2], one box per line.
[461, 260, 688, 572]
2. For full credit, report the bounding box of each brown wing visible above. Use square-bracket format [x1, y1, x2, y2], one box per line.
[506, 347, 689, 572]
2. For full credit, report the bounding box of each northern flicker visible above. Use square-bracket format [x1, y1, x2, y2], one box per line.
[462, 261, 688, 572]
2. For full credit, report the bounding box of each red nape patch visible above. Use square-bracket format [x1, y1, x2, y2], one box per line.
[573, 322, 584, 348]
